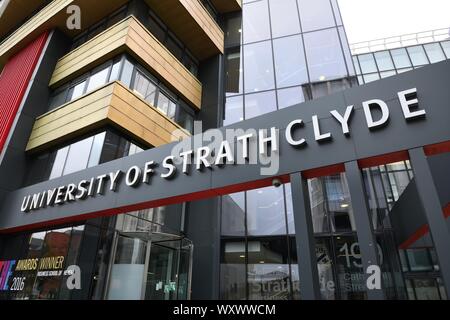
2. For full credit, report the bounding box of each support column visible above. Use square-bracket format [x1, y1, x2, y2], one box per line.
[345, 161, 385, 300]
[289, 173, 321, 300]
[408, 147, 450, 298]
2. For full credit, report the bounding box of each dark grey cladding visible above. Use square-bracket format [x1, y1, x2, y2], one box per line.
[1, 60, 450, 231]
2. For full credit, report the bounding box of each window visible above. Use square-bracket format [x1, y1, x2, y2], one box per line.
[243, 41, 275, 93]
[133, 71, 157, 105]
[424, 43, 446, 63]
[224, 95, 244, 126]
[441, 41, 450, 58]
[247, 186, 286, 235]
[407, 46, 429, 66]
[157, 91, 177, 120]
[244, 90, 277, 120]
[85, 66, 109, 92]
[304, 28, 347, 82]
[358, 54, 377, 73]
[273, 35, 308, 88]
[242, 0, 271, 44]
[221, 192, 245, 236]
[374, 51, 394, 71]
[277, 86, 305, 109]
[225, 13, 243, 47]
[363, 73, 380, 84]
[225, 49, 243, 96]
[297, 0, 335, 32]
[391, 48, 412, 69]
[26, 130, 146, 185]
[269, 0, 301, 38]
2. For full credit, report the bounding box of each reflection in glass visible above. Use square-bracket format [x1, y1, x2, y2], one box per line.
[221, 192, 245, 236]
[273, 35, 308, 88]
[407, 46, 429, 66]
[269, 0, 301, 38]
[424, 43, 446, 63]
[225, 14, 242, 47]
[220, 240, 246, 300]
[225, 49, 243, 96]
[358, 54, 377, 73]
[441, 41, 450, 58]
[63, 136, 94, 175]
[243, 0, 271, 44]
[244, 41, 275, 93]
[277, 86, 305, 109]
[247, 237, 290, 300]
[374, 51, 394, 71]
[297, 0, 335, 32]
[86, 67, 109, 92]
[247, 186, 286, 236]
[224, 96, 244, 125]
[391, 48, 412, 69]
[304, 28, 347, 82]
[363, 73, 380, 84]
[380, 70, 396, 79]
[244, 91, 277, 120]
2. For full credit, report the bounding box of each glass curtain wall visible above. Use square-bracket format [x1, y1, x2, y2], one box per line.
[220, 0, 356, 300]
[353, 40, 450, 85]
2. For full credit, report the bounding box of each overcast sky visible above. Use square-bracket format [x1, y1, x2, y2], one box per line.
[338, 0, 450, 44]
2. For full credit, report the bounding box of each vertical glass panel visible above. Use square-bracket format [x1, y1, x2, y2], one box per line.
[310, 78, 351, 100]
[413, 279, 441, 300]
[176, 105, 194, 133]
[297, 0, 335, 32]
[424, 43, 446, 63]
[352, 56, 361, 74]
[225, 49, 243, 96]
[147, 13, 166, 43]
[87, 132, 106, 168]
[68, 80, 86, 101]
[338, 27, 355, 75]
[99, 131, 127, 163]
[391, 48, 412, 68]
[221, 192, 245, 236]
[224, 95, 244, 125]
[273, 35, 308, 88]
[324, 174, 355, 232]
[220, 240, 246, 300]
[358, 53, 377, 73]
[397, 67, 413, 74]
[304, 28, 347, 82]
[49, 88, 68, 110]
[441, 41, 450, 58]
[244, 41, 275, 93]
[406, 249, 433, 272]
[120, 59, 134, 87]
[374, 51, 394, 71]
[109, 60, 121, 81]
[407, 46, 429, 66]
[166, 35, 183, 61]
[157, 92, 177, 120]
[86, 66, 109, 92]
[242, 0, 271, 44]
[244, 90, 277, 120]
[268, 0, 301, 38]
[62, 136, 94, 175]
[308, 178, 329, 233]
[225, 14, 242, 47]
[133, 71, 157, 106]
[331, 0, 343, 25]
[247, 186, 286, 235]
[363, 73, 380, 84]
[107, 236, 147, 300]
[277, 86, 305, 109]
[247, 237, 290, 300]
[315, 238, 337, 300]
[49, 146, 69, 179]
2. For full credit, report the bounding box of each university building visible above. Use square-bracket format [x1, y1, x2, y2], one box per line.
[0, 0, 449, 300]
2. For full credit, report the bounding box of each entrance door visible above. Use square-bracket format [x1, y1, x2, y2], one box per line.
[105, 231, 192, 300]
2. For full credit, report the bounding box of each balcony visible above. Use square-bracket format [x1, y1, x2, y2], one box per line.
[49, 16, 202, 110]
[0, 0, 224, 67]
[26, 81, 189, 152]
[210, 0, 242, 13]
[144, 0, 224, 59]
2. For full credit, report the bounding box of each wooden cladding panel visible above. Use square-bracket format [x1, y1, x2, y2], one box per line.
[210, 0, 242, 13]
[49, 16, 202, 110]
[26, 82, 189, 152]
[144, 0, 224, 59]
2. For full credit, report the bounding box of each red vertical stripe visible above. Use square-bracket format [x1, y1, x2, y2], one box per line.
[0, 32, 49, 153]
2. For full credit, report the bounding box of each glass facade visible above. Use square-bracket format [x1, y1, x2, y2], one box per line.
[23, 129, 144, 186]
[224, 0, 355, 123]
[354, 39, 450, 84]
